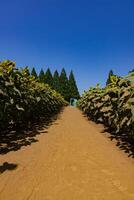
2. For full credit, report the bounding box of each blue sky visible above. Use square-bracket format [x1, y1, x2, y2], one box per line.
[0, 0, 134, 94]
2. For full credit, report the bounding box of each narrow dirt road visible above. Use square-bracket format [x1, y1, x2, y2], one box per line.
[0, 107, 134, 200]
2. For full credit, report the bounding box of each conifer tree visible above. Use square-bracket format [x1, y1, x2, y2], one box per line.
[31, 67, 38, 79]
[106, 70, 114, 85]
[26, 66, 30, 76]
[60, 68, 69, 101]
[53, 70, 60, 93]
[44, 68, 53, 87]
[69, 70, 80, 99]
[39, 68, 45, 83]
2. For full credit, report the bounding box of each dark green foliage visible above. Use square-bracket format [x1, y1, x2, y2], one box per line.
[59, 68, 70, 101]
[68, 70, 80, 99]
[129, 69, 134, 74]
[31, 67, 38, 79]
[0, 60, 67, 131]
[78, 76, 134, 141]
[25, 66, 30, 76]
[53, 70, 61, 93]
[129, 70, 134, 80]
[44, 68, 53, 88]
[106, 70, 114, 85]
[37, 67, 80, 102]
[39, 68, 45, 83]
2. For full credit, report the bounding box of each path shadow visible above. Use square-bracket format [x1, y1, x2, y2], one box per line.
[101, 127, 134, 158]
[0, 108, 64, 155]
[81, 110, 134, 158]
[0, 162, 18, 174]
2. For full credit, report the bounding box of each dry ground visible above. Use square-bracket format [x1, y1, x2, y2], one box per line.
[0, 107, 134, 200]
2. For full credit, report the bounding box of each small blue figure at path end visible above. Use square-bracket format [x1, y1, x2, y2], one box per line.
[70, 98, 77, 107]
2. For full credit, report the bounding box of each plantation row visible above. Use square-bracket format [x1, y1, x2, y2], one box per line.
[0, 60, 67, 130]
[78, 75, 134, 140]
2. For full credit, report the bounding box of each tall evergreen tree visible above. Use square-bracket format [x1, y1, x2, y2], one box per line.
[26, 66, 30, 76]
[53, 70, 60, 93]
[44, 68, 53, 87]
[69, 70, 80, 99]
[31, 67, 38, 79]
[106, 70, 114, 85]
[60, 68, 69, 101]
[39, 68, 45, 83]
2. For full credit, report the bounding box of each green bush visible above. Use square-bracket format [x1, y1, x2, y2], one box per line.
[0, 60, 67, 130]
[78, 76, 134, 138]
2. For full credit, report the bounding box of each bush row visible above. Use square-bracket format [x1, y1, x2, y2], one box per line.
[0, 60, 67, 130]
[77, 76, 134, 138]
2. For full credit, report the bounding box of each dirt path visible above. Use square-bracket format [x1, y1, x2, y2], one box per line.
[0, 107, 134, 200]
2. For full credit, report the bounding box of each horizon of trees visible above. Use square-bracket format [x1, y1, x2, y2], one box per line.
[31, 67, 80, 101]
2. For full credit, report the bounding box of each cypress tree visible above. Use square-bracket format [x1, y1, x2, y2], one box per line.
[106, 70, 114, 85]
[69, 70, 80, 99]
[39, 68, 45, 83]
[44, 68, 53, 87]
[25, 66, 30, 76]
[53, 70, 60, 93]
[31, 67, 38, 79]
[60, 68, 69, 101]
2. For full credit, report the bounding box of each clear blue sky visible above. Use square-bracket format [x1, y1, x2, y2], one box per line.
[0, 0, 134, 94]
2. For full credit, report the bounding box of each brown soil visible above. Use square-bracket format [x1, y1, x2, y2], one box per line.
[0, 107, 134, 200]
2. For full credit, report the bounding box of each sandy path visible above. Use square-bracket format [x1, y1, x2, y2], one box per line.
[0, 107, 134, 200]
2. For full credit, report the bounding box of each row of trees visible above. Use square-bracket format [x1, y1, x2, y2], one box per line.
[31, 67, 80, 102]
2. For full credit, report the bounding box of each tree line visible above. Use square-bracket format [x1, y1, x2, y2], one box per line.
[31, 67, 80, 102]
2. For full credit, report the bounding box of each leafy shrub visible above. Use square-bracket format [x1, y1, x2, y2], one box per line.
[0, 60, 67, 130]
[78, 76, 134, 138]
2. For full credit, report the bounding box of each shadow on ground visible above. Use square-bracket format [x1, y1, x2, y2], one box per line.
[0, 162, 18, 174]
[0, 109, 63, 155]
[101, 127, 134, 158]
[81, 111, 134, 158]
